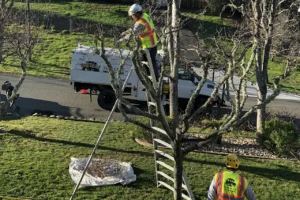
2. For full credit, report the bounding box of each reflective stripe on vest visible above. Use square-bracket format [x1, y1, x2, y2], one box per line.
[136, 13, 157, 49]
[215, 171, 248, 200]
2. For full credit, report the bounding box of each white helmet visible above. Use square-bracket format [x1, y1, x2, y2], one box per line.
[128, 4, 142, 16]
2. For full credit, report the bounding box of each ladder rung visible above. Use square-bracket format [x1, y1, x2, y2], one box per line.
[155, 150, 174, 161]
[152, 127, 168, 136]
[157, 171, 174, 182]
[157, 181, 191, 200]
[158, 180, 174, 191]
[157, 171, 189, 191]
[156, 161, 174, 172]
[153, 139, 172, 149]
[148, 102, 156, 107]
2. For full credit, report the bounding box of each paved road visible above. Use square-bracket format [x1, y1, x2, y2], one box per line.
[0, 74, 300, 120]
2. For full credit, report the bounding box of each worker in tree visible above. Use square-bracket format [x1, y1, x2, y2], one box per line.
[118, 3, 159, 80]
[207, 154, 256, 200]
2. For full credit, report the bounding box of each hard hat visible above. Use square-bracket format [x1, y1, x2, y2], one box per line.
[128, 4, 142, 16]
[225, 154, 240, 169]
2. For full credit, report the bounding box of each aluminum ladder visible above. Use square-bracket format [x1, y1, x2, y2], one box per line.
[143, 50, 195, 200]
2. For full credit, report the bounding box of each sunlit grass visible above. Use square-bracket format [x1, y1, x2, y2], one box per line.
[0, 117, 299, 199]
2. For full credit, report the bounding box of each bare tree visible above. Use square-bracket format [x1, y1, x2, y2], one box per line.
[225, 0, 299, 143]
[86, 1, 297, 199]
[0, 6, 39, 117]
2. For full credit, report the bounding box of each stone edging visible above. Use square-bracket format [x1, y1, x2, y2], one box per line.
[31, 113, 114, 123]
[134, 137, 299, 162]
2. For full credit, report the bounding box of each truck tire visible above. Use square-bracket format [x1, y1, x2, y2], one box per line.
[194, 96, 212, 114]
[97, 90, 116, 110]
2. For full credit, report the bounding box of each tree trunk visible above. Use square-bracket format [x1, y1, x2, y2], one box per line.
[173, 135, 183, 200]
[26, 0, 32, 61]
[256, 89, 266, 144]
[0, 28, 4, 63]
[169, 0, 180, 121]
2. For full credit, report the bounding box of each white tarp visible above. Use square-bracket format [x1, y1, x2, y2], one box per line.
[69, 157, 136, 188]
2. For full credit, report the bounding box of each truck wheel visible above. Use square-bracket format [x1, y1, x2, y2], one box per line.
[194, 97, 212, 114]
[97, 90, 116, 110]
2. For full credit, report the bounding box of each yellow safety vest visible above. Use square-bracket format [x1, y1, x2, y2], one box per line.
[215, 171, 248, 200]
[136, 13, 158, 49]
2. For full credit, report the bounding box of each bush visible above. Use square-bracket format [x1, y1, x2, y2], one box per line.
[263, 118, 299, 155]
[132, 117, 171, 144]
[206, 0, 223, 15]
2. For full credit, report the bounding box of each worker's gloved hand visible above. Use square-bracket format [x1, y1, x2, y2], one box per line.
[116, 38, 124, 45]
[120, 32, 127, 37]
[120, 28, 132, 37]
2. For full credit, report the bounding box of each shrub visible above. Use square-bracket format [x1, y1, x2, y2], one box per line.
[50, 26, 57, 33]
[263, 118, 299, 155]
[40, 25, 46, 30]
[132, 117, 171, 144]
[60, 30, 70, 35]
[206, 0, 223, 15]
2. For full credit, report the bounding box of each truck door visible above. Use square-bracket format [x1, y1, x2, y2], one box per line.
[136, 79, 147, 101]
[178, 79, 196, 99]
[177, 70, 196, 99]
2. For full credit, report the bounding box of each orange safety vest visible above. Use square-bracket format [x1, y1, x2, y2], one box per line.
[215, 171, 248, 200]
[136, 13, 158, 49]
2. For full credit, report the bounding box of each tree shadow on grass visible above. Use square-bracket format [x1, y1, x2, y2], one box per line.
[185, 157, 300, 183]
[181, 14, 235, 40]
[8, 129, 153, 157]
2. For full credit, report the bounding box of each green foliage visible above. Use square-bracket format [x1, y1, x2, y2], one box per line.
[206, 0, 224, 15]
[200, 118, 222, 128]
[60, 30, 70, 35]
[263, 118, 299, 155]
[132, 117, 171, 143]
[50, 25, 56, 33]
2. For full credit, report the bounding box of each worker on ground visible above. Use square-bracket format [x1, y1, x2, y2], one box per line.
[207, 154, 256, 200]
[118, 4, 159, 80]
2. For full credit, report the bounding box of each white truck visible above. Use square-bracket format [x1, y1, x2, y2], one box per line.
[70, 45, 218, 111]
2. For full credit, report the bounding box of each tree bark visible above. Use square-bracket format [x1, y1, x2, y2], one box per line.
[0, 27, 4, 63]
[169, 0, 180, 122]
[252, 0, 267, 143]
[173, 134, 183, 200]
[26, 0, 32, 61]
[256, 89, 266, 144]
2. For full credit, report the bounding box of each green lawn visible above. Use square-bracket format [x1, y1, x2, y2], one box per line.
[15, 0, 130, 28]
[0, 117, 299, 199]
[0, 31, 117, 79]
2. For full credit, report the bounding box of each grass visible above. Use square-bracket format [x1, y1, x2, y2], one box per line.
[15, 1, 131, 28]
[1, 1, 130, 79]
[0, 31, 116, 79]
[0, 117, 299, 199]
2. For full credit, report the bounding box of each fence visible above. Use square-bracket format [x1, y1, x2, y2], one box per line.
[181, 0, 207, 9]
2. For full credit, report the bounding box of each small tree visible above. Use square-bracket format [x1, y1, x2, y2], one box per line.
[225, 0, 299, 143]
[0, 5, 39, 116]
